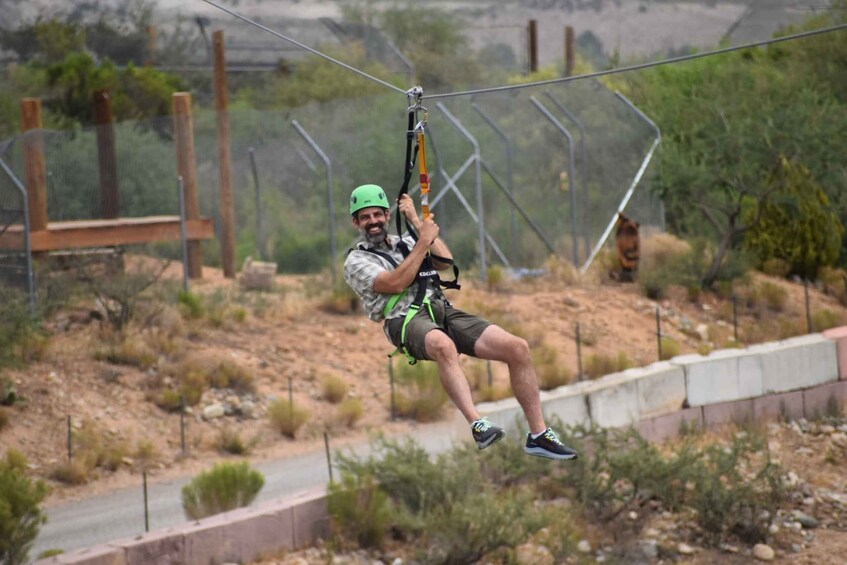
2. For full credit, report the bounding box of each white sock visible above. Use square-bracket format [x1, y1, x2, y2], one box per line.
[530, 429, 547, 439]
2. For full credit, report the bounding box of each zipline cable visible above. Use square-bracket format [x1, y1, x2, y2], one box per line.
[198, 0, 406, 95]
[425, 21, 847, 100]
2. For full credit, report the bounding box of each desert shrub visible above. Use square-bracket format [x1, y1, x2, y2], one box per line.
[216, 428, 252, 456]
[72, 421, 128, 472]
[531, 344, 573, 390]
[393, 361, 448, 422]
[134, 440, 158, 470]
[95, 334, 156, 369]
[321, 374, 348, 404]
[584, 351, 633, 379]
[336, 398, 364, 428]
[0, 288, 42, 369]
[0, 449, 49, 565]
[761, 257, 791, 278]
[758, 281, 788, 312]
[639, 233, 691, 272]
[485, 263, 507, 292]
[0, 408, 8, 432]
[48, 460, 91, 485]
[319, 283, 361, 315]
[267, 399, 309, 438]
[818, 266, 847, 305]
[555, 425, 784, 546]
[169, 356, 255, 396]
[327, 473, 391, 548]
[178, 290, 205, 319]
[333, 437, 574, 563]
[659, 337, 680, 360]
[181, 461, 264, 520]
[811, 308, 844, 332]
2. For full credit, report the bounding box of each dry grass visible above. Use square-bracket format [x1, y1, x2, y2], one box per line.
[532, 343, 574, 390]
[216, 427, 254, 455]
[321, 374, 348, 404]
[336, 398, 364, 428]
[639, 233, 690, 272]
[584, 351, 634, 379]
[659, 337, 681, 361]
[0, 407, 8, 432]
[49, 459, 92, 485]
[268, 399, 309, 438]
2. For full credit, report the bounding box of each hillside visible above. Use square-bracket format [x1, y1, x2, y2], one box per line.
[1, 249, 845, 509]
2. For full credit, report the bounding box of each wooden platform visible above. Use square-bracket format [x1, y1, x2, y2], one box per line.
[0, 215, 214, 252]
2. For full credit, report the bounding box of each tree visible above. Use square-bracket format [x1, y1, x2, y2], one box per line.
[0, 450, 49, 565]
[743, 156, 843, 278]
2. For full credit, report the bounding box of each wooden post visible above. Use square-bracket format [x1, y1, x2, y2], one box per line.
[213, 30, 236, 279]
[145, 25, 157, 66]
[20, 98, 48, 232]
[172, 92, 204, 279]
[564, 25, 575, 77]
[93, 90, 120, 219]
[528, 19, 538, 74]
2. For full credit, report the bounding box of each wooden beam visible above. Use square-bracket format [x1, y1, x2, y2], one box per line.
[0, 217, 214, 252]
[172, 92, 204, 279]
[213, 30, 236, 279]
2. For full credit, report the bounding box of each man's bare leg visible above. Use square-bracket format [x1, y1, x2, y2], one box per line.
[424, 329, 480, 424]
[473, 325, 546, 434]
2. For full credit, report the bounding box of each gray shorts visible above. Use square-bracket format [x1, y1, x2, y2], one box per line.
[384, 298, 493, 361]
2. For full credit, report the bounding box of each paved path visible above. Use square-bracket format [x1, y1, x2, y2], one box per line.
[31, 419, 467, 558]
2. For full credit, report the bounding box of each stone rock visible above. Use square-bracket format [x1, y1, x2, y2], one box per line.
[753, 543, 775, 561]
[514, 543, 554, 565]
[695, 323, 709, 341]
[677, 543, 695, 555]
[577, 539, 592, 553]
[202, 403, 225, 420]
[793, 510, 819, 529]
[638, 539, 658, 559]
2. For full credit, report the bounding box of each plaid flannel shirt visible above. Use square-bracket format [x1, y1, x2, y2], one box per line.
[344, 234, 438, 322]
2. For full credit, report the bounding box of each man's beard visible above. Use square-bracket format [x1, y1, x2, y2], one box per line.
[363, 222, 387, 245]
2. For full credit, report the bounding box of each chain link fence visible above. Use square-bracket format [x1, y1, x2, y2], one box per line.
[0, 78, 663, 306]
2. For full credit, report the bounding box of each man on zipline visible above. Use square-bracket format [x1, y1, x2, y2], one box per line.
[343, 184, 578, 460]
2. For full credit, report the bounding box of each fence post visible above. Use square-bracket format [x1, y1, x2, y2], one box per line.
[179, 395, 187, 456]
[20, 98, 47, 233]
[172, 92, 204, 279]
[93, 90, 119, 219]
[324, 432, 333, 483]
[67, 415, 72, 463]
[804, 279, 812, 333]
[213, 30, 236, 279]
[656, 307, 663, 361]
[732, 294, 739, 343]
[575, 322, 583, 381]
[527, 20, 538, 73]
[143, 471, 149, 532]
[564, 25, 575, 77]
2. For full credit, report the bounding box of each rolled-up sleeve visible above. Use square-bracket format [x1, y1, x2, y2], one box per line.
[344, 250, 391, 321]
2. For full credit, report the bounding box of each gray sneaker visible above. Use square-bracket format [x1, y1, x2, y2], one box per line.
[471, 418, 505, 450]
[524, 428, 579, 460]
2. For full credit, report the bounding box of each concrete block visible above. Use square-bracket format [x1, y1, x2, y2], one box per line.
[803, 380, 847, 418]
[540, 384, 591, 429]
[752, 391, 805, 423]
[674, 348, 763, 406]
[822, 326, 847, 380]
[641, 407, 703, 443]
[180, 511, 241, 565]
[758, 334, 838, 394]
[629, 362, 686, 419]
[586, 371, 640, 428]
[702, 398, 754, 428]
[34, 544, 125, 565]
[478, 397, 525, 437]
[291, 488, 331, 548]
[116, 528, 184, 565]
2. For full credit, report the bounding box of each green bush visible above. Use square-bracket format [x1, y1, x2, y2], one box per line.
[811, 308, 844, 332]
[659, 337, 680, 360]
[267, 399, 309, 438]
[0, 449, 49, 565]
[743, 156, 843, 279]
[181, 461, 264, 520]
[327, 473, 391, 549]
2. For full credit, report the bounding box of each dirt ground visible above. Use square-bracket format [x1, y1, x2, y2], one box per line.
[2, 253, 847, 561]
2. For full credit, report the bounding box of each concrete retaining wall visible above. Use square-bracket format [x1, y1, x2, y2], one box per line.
[38, 328, 847, 565]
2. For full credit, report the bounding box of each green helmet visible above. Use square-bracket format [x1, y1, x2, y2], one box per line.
[350, 184, 388, 216]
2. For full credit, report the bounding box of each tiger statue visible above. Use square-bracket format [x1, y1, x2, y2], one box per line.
[613, 212, 640, 282]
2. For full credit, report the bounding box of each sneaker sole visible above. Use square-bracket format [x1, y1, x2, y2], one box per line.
[524, 446, 578, 460]
[476, 429, 506, 450]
